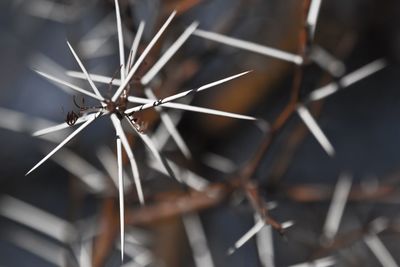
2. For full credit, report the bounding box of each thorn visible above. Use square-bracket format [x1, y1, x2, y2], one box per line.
[322, 173, 352, 243]
[114, 0, 125, 82]
[141, 21, 199, 85]
[281, 221, 294, 229]
[110, 114, 145, 204]
[296, 104, 335, 157]
[112, 10, 176, 102]
[124, 70, 252, 114]
[306, 0, 322, 42]
[116, 135, 125, 262]
[227, 218, 265, 255]
[193, 29, 303, 64]
[66, 40, 104, 100]
[26, 115, 97, 175]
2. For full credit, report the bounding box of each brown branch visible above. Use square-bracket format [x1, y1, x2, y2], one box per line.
[93, 198, 119, 267]
[126, 182, 232, 225]
[239, 0, 311, 183]
[285, 184, 397, 203]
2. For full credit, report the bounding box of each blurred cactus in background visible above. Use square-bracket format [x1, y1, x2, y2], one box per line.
[0, 0, 400, 266]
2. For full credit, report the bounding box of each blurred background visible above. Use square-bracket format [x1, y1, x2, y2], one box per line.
[1, 0, 400, 266]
